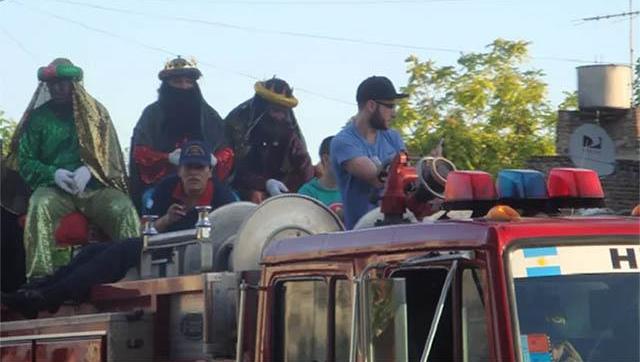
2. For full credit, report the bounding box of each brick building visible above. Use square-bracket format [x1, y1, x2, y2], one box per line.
[527, 108, 639, 212]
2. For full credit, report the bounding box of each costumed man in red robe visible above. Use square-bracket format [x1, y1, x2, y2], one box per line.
[129, 56, 234, 212]
[225, 78, 314, 203]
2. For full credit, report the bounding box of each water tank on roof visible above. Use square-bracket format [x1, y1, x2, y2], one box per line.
[577, 64, 631, 110]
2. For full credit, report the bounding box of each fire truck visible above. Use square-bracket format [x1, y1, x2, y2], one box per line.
[1, 154, 639, 362]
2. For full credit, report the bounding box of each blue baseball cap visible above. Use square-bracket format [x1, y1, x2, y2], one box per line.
[179, 140, 212, 166]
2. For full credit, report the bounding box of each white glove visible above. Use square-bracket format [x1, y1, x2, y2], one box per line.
[54, 169, 78, 194]
[168, 148, 181, 166]
[210, 154, 218, 167]
[73, 166, 92, 194]
[265, 179, 289, 196]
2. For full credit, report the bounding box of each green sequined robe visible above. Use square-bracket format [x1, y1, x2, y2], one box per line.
[18, 103, 140, 278]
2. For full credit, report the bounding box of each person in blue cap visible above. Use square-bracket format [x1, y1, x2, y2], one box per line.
[1, 141, 236, 319]
[148, 140, 237, 232]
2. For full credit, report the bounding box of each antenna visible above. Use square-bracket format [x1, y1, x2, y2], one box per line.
[580, 1, 639, 105]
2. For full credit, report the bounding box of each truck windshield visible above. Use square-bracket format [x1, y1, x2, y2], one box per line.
[509, 244, 639, 362]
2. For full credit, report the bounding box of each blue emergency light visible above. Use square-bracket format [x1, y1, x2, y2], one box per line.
[496, 169, 549, 214]
[497, 169, 547, 200]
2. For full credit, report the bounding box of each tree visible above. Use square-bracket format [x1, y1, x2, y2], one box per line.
[557, 91, 578, 111]
[393, 39, 557, 175]
[0, 111, 18, 157]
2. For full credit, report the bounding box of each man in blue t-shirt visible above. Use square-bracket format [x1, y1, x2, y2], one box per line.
[331, 76, 407, 229]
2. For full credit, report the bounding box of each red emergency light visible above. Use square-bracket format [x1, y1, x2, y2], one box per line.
[443, 170, 497, 215]
[547, 168, 605, 209]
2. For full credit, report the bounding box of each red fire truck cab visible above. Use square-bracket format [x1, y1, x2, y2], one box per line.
[255, 215, 639, 362]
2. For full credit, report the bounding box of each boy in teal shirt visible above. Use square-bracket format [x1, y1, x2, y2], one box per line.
[298, 136, 342, 209]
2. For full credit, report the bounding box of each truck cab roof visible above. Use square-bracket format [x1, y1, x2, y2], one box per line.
[262, 216, 640, 265]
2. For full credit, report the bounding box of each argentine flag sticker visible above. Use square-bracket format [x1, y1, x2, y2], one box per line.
[522, 247, 561, 277]
[510, 244, 639, 279]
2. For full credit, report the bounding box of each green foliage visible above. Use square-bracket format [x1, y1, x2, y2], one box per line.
[0, 111, 18, 157]
[393, 39, 557, 175]
[557, 91, 578, 111]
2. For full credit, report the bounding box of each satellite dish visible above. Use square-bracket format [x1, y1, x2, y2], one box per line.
[568, 124, 615, 176]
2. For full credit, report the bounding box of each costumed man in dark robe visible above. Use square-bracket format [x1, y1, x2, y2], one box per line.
[130, 56, 233, 213]
[225, 78, 314, 203]
[4, 58, 140, 278]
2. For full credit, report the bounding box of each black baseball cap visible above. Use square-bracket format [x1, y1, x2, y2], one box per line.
[356, 76, 408, 104]
[179, 141, 212, 166]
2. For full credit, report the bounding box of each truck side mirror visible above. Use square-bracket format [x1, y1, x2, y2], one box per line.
[361, 278, 408, 362]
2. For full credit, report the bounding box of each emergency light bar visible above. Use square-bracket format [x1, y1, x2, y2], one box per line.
[442, 171, 497, 215]
[441, 167, 606, 216]
[547, 168, 605, 209]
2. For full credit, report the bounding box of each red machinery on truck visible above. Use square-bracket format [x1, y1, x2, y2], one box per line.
[1, 153, 639, 362]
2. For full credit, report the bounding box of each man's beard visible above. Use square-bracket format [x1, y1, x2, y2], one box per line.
[159, 82, 202, 140]
[48, 100, 73, 119]
[369, 107, 388, 130]
[251, 112, 292, 144]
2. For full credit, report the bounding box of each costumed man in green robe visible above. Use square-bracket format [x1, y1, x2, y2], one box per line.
[5, 58, 140, 278]
[225, 77, 314, 203]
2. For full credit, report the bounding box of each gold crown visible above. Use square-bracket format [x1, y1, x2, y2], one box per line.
[159, 56, 202, 80]
[265, 79, 290, 96]
[164, 56, 198, 71]
[254, 79, 298, 108]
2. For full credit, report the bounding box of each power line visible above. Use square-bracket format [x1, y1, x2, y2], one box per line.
[579, 10, 638, 22]
[12, 1, 175, 57]
[0, 23, 39, 62]
[11, 0, 355, 106]
[49, 0, 463, 54]
[47, 0, 607, 64]
[126, 0, 472, 4]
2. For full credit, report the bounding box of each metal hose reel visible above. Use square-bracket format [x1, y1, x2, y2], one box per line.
[415, 156, 456, 200]
[230, 194, 344, 271]
[355, 155, 457, 229]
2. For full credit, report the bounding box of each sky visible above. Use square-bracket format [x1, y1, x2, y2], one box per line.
[0, 0, 636, 162]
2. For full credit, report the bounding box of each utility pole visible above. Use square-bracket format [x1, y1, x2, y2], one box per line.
[581, 2, 638, 105]
[632, 0, 636, 106]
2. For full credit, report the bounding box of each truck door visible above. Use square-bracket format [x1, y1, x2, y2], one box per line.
[268, 274, 354, 362]
[358, 254, 491, 362]
[388, 265, 490, 362]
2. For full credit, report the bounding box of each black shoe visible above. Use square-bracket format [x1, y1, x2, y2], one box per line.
[1, 289, 47, 319]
